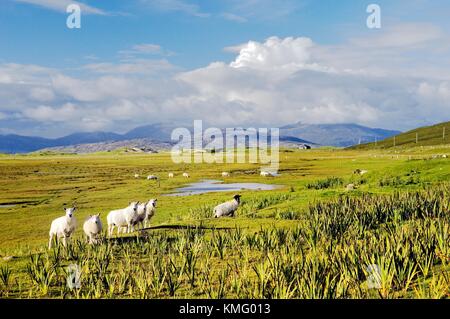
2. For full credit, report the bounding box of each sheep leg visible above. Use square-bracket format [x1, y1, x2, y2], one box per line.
[62, 236, 67, 248]
[108, 224, 114, 237]
[48, 234, 54, 249]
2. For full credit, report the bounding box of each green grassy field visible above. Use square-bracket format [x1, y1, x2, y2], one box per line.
[0, 146, 449, 298]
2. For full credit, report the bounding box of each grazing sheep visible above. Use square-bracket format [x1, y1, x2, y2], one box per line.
[147, 175, 158, 180]
[354, 169, 368, 175]
[222, 172, 230, 177]
[133, 199, 157, 230]
[183, 172, 190, 178]
[260, 171, 273, 177]
[107, 202, 139, 236]
[213, 194, 241, 218]
[48, 207, 77, 249]
[83, 214, 103, 244]
[168, 172, 174, 178]
[345, 184, 356, 191]
[134, 174, 140, 178]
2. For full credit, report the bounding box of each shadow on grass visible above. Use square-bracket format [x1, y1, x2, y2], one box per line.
[105, 224, 236, 244]
[144, 224, 234, 231]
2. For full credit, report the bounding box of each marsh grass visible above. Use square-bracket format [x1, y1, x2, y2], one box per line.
[0, 149, 449, 299]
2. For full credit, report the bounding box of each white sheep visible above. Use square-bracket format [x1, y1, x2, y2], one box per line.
[48, 207, 77, 249]
[354, 169, 368, 175]
[222, 172, 230, 177]
[107, 202, 139, 236]
[183, 172, 190, 178]
[144, 199, 157, 228]
[168, 172, 174, 178]
[134, 173, 140, 178]
[133, 199, 157, 230]
[147, 175, 158, 180]
[260, 171, 273, 177]
[83, 214, 103, 244]
[213, 195, 241, 218]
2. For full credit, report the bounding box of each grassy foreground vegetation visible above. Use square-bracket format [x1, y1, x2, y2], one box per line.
[0, 147, 449, 298]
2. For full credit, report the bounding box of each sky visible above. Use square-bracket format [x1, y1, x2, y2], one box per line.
[1, 0, 450, 137]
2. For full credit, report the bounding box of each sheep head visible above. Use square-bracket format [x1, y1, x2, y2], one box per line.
[64, 207, 76, 218]
[129, 201, 140, 212]
[91, 214, 101, 225]
[148, 199, 157, 208]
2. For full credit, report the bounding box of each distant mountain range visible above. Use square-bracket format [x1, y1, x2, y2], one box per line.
[280, 123, 401, 148]
[0, 122, 401, 154]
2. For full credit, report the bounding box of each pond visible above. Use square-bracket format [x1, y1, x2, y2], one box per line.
[0, 204, 16, 208]
[166, 179, 283, 196]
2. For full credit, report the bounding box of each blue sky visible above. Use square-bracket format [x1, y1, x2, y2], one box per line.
[1, 0, 450, 137]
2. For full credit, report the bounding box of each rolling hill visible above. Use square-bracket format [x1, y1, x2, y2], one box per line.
[351, 120, 450, 149]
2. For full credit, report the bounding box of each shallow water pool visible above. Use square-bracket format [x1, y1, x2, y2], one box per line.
[166, 179, 283, 196]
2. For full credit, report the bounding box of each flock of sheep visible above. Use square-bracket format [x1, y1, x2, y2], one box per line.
[47, 190, 242, 249]
[133, 172, 191, 179]
[48, 199, 157, 249]
[47, 166, 375, 249]
[134, 170, 274, 180]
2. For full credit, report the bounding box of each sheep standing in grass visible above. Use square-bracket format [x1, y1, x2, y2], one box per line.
[48, 207, 77, 249]
[183, 172, 190, 178]
[222, 172, 230, 177]
[83, 214, 102, 244]
[134, 174, 140, 178]
[354, 169, 368, 176]
[213, 195, 241, 218]
[107, 202, 139, 236]
[144, 199, 157, 228]
[133, 199, 157, 230]
[168, 172, 174, 178]
[260, 171, 273, 177]
[147, 175, 158, 180]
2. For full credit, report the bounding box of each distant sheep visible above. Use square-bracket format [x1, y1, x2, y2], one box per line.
[214, 194, 241, 218]
[48, 207, 77, 249]
[346, 184, 356, 191]
[168, 172, 174, 178]
[133, 199, 157, 230]
[83, 214, 103, 244]
[107, 202, 139, 236]
[222, 172, 230, 177]
[134, 174, 140, 178]
[147, 175, 158, 180]
[354, 169, 368, 175]
[260, 171, 273, 177]
[183, 172, 190, 178]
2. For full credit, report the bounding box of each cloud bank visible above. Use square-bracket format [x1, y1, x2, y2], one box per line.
[1, 25, 450, 137]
